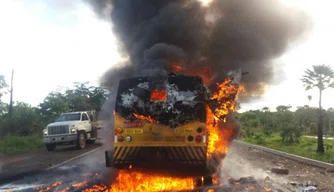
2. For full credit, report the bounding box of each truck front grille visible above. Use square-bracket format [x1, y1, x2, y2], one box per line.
[48, 125, 69, 135]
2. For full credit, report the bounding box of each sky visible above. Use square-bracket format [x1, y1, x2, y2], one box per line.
[0, 0, 333, 112]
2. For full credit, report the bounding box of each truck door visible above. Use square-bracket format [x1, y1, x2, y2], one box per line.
[81, 113, 91, 132]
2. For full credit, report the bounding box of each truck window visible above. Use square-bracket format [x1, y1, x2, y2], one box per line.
[55, 113, 81, 122]
[115, 76, 207, 127]
[82, 113, 89, 121]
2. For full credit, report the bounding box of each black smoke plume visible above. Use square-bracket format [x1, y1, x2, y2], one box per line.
[87, 0, 311, 176]
[87, 0, 310, 100]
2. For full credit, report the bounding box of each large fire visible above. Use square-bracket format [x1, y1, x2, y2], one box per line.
[85, 72, 245, 192]
[211, 77, 245, 120]
[206, 77, 245, 157]
[83, 170, 194, 192]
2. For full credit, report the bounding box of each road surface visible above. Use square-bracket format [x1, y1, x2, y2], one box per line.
[0, 142, 103, 185]
[1, 141, 333, 192]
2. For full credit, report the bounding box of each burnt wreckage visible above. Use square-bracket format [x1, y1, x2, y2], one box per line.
[116, 69, 245, 125]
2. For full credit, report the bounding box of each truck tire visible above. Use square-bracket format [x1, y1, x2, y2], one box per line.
[76, 132, 86, 149]
[46, 144, 56, 151]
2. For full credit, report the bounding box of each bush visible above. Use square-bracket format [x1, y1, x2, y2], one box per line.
[0, 136, 43, 155]
[280, 123, 301, 143]
[253, 133, 265, 145]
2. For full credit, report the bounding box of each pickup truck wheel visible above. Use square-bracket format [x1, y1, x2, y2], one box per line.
[46, 144, 56, 151]
[76, 132, 86, 149]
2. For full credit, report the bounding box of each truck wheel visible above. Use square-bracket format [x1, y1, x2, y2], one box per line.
[46, 144, 56, 151]
[76, 132, 86, 149]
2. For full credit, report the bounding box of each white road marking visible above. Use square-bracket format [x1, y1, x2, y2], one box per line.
[46, 146, 104, 170]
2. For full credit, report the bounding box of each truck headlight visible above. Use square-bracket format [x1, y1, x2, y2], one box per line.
[43, 129, 48, 135]
[71, 128, 76, 133]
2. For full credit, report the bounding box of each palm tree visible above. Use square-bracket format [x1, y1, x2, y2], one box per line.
[301, 64, 334, 153]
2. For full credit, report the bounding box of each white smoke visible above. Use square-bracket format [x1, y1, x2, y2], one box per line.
[219, 142, 269, 184]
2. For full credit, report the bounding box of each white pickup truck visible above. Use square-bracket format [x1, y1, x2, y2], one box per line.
[42, 110, 101, 151]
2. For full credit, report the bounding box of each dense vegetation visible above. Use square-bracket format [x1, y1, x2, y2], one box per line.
[0, 75, 108, 137]
[238, 105, 334, 140]
[238, 105, 334, 163]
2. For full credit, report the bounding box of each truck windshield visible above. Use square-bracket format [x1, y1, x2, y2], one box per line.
[115, 76, 207, 127]
[55, 113, 81, 122]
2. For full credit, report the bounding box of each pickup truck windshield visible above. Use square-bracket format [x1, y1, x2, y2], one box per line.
[55, 113, 81, 122]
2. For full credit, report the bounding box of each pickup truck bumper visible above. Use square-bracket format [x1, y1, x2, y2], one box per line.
[43, 134, 77, 144]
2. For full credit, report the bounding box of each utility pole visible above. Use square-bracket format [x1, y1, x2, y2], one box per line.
[8, 69, 14, 132]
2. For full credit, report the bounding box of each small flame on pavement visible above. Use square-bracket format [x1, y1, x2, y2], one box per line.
[245, 186, 255, 190]
[72, 181, 87, 187]
[264, 187, 272, 191]
[58, 187, 70, 192]
[37, 181, 62, 192]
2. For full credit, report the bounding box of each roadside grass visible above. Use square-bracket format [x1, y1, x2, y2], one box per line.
[0, 136, 44, 156]
[242, 133, 334, 164]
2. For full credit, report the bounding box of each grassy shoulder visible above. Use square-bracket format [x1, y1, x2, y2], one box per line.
[0, 136, 44, 156]
[242, 133, 334, 164]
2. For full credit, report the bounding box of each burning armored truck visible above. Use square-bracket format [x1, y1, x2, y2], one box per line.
[105, 69, 244, 180]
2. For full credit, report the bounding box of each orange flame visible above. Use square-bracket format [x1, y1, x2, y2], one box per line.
[264, 187, 272, 191]
[211, 77, 245, 120]
[245, 186, 255, 190]
[150, 90, 167, 101]
[72, 181, 87, 187]
[38, 181, 62, 192]
[133, 112, 158, 123]
[206, 77, 245, 157]
[83, 170, 194, 192]
[171, 63, 184, 72]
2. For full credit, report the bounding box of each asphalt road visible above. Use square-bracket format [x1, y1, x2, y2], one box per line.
[1, 142, 334, 192]
[0, 142, 103, 186]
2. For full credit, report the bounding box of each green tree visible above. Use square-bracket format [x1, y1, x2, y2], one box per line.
[88, 86, 108, 112]
[258, 111, 275, 136]
[39, 82, 108, 123]
[276, 105, 292, 112]
[39, 92, 70, 123]
[262, 107, 270, 112]
[0, 74, 8, 99]
[329, 119, 334, 135]
[301, 64, 334, 153]
[0, 102, 42, 136]
[64, 82, 108, 112]
[295, 105, 317, 133]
